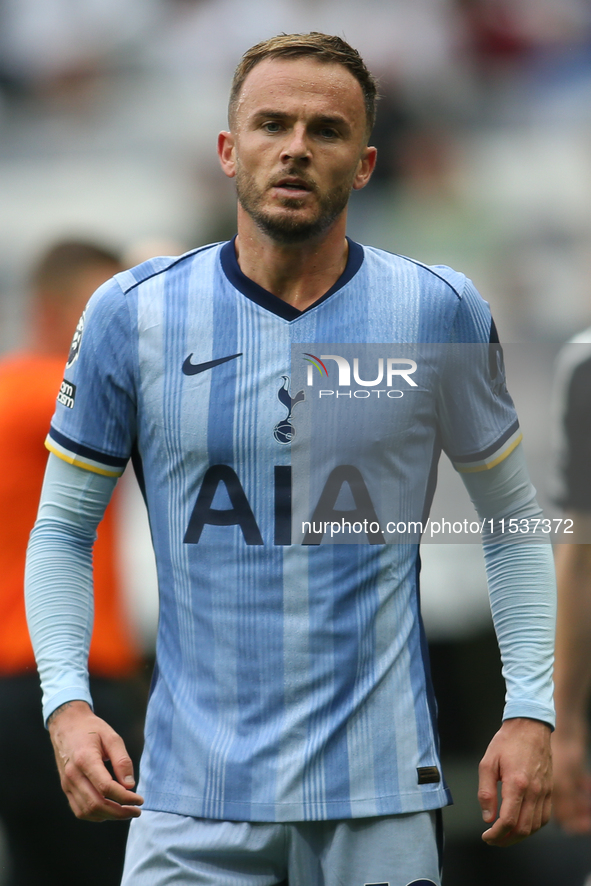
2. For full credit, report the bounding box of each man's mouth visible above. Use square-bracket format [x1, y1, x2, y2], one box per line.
[273, 177, 314, 194]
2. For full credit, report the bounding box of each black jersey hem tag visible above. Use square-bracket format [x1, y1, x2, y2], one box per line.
[417, 766, 441, 785]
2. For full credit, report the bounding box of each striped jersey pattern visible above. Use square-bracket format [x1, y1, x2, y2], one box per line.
[46, 240, 518, 821]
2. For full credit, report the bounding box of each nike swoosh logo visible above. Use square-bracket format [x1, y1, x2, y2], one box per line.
[182, 352, 242, 376]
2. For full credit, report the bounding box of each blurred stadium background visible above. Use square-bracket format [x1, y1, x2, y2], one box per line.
[2, 0, 591, 883]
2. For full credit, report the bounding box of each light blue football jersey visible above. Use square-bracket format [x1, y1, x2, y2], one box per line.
[46, 239, 518, 821]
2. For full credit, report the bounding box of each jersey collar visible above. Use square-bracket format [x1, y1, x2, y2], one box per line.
[219, 236, 364, 321]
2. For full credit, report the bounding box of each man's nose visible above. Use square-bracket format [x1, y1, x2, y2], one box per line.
[280, 126, 311, 162]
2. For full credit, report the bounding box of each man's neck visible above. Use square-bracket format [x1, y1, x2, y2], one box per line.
[234, 209, 349, 312]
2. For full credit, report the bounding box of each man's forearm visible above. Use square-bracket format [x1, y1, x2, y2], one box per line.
[483, 540, 556, 727]
[461, 443, 556, 727]
[25, 515, 95, 722]
[24, 453, 117, 723]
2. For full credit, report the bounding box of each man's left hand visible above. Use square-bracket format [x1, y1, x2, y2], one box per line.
[478, 717, 552, 847]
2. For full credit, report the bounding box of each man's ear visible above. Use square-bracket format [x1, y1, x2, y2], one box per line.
[217, 131, 236, 179]
[352, 145, 377, 191]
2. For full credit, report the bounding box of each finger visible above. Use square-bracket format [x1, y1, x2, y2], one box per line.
[477, 760, 499, 825]
[100, 729, 137, 789]
[73, 797, 143, 822]
[486, 790, 549, 847]
[66, 776, 140, 821]
[525, 793, 545, 837]
[74, 744, 143, 806]
[82, 798, 143, 822]
[64, 771, 143, 821]
[103, 780, 144, 807]
[482, 786, 524, 846]
[483, 818, 525, 847]
[79, 762, 143, 809]
[62, 752, 143, 820]
[71, 795, 143, 822]
[498, 782, 541, 846]
[482, 817, 513, 845]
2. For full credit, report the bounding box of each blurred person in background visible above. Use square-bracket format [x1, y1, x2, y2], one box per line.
[0, 240, 145, 886]
[551, 331, 591, 838]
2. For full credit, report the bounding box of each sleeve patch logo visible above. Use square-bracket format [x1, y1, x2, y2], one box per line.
[57, 379, 76, 409]
[66, 309, 86, 368]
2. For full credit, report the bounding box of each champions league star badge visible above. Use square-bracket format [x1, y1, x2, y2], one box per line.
[273, 376, 305, 444]
[66, 309, 86, 368]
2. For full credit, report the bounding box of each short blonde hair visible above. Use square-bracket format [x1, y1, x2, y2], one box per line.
[229, 32, 378, 138]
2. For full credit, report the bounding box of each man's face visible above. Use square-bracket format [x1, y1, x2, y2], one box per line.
[218, 57, 376, 244]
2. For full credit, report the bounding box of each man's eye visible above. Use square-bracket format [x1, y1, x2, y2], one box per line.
[263, 122, 282, 133]
[319, 128, 338, 139]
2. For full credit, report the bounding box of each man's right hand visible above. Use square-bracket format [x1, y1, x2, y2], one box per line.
[48, 699, 144, 821]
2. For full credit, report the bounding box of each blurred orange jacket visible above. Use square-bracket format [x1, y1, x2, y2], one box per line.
[0, 352, 141, 677]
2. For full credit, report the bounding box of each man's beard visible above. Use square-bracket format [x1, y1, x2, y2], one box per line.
[235, 167, 352, 244]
